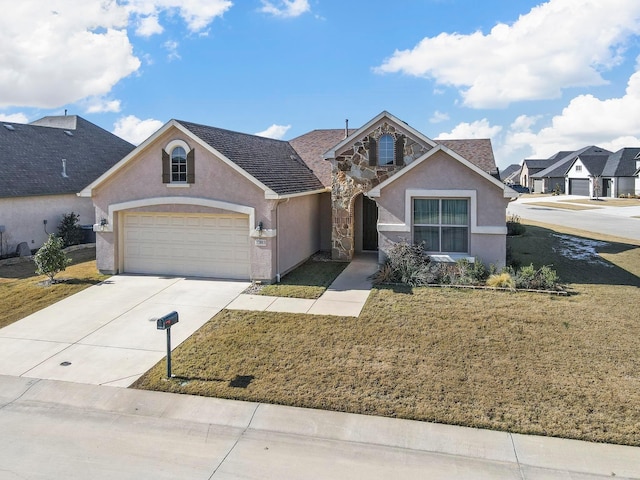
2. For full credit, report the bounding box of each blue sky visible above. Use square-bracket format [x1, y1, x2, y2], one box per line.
[1, 0, 639, 170]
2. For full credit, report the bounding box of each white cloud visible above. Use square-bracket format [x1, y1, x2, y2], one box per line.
[164, 40, 181, 61]
[127, 0, 233, 33]
[0, 2, 140, 109]
[135, 15, 163, 37]
[0, 0, 232, 110]
[429, 110, 449, 123]
[503, 68, 640, 158]
[437, 119, 502, 140]
[376, 0, 640, 108]
[84, 97, 122, 113]
[0, 112, 29, 124]
[255, 124, 291, 139]
[113, 115, 163, 145]
[260, 0, 310, 18]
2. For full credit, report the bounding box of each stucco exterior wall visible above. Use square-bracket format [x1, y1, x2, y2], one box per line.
[617, 177, 635, 196]
[276, 194, 321, 278]
[375, 150, 509, 268]
[0, 194, 94, 254]
[318, 192, 332, 251]
[91, 126, 278, 278]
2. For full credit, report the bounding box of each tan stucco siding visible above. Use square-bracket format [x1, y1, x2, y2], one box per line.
[276, 194, 321, 277]
[374, 150, 509, 267]
[0, 194, 94, 254]
[91, 126, 277, 277]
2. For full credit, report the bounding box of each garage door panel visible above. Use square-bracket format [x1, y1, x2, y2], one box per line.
[569, 179, 589, 196]
[124, 213, 251, 279]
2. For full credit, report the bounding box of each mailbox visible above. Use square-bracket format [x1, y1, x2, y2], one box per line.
[157, 311, 179, 330]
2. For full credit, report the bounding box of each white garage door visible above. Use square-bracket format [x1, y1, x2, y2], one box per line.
[123, 213, 251, 279]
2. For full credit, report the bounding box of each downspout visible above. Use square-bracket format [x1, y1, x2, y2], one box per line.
[275, 198, 290, 283]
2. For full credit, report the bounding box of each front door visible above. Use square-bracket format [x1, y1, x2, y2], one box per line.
[362, 196, 378, 251]
[603, 178, 612, 197]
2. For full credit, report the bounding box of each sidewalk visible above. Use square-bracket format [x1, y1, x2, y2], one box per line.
[226, 253, 379, 317]
[1, 375, 639, 479]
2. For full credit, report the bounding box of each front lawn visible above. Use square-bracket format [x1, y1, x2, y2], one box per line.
[133, 223, 640, 446]
[0, 247, 107, 328]
[257, 257, 347, 299]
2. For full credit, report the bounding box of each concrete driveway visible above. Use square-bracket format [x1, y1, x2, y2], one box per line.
[0, 275, 249, 387]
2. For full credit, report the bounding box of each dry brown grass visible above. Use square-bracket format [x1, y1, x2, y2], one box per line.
[524, 201, 598, 211]
[564, 198, 640, 207]
[133, 225, 640, 446]
[0, 247, 107, 328]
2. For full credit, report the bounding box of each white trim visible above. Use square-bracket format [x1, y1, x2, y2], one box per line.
[165, 139, 190, 153]
[265, 187, 330, 200]
[323, 111, 438, 160]
[96, 196, 256, 235]
[166, 183, 190, 188]
[377, 223, 410, 232]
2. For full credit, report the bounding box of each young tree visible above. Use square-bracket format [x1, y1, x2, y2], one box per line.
[34, 234, 71, 284]
[592, 176, 602, 200]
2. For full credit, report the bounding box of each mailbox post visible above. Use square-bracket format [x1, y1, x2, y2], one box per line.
[156, 311, 179, 378]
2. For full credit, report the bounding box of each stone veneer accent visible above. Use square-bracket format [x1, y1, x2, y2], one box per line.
[330, 122, 432, 260]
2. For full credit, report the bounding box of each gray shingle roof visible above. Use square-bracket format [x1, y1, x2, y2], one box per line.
[602, 147, 640, 177]
[574, 154, 609, 176]
[0, 116, 135, 198]
[500, 164, 521, 182]
[177, 120, 325, 196]
[531, 146, 611, 178]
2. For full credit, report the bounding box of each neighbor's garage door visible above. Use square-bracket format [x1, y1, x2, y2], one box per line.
[569, 179, 589, 196]
[123, 213, 250, 279]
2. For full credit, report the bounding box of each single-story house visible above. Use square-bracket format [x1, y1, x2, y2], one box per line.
[566, 147, 640, 197]
[528, 146, 611, 194]
[519, 159, 554, 192]
[80, 111, 517, 282]
[500, 164, 521, 186]
[0, 115, 135, 256]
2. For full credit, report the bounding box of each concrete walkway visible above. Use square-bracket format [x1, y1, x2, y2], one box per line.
[227, 253, 379, 317]
[1, 375, 639, 479]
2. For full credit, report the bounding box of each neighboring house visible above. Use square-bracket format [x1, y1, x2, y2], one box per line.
[500, 164, 521, 185]
[0, 115, 135, 256]
[566, 147, 640, 197]
[530, 146, 611, 194]
[80, 111, 517, 282]
[519, 159, 553, 192]
[603, 147, 640, 197]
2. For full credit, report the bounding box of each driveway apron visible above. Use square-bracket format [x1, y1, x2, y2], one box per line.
[0, 275, 249, 387]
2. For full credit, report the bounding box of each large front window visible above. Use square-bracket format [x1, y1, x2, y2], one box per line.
[413, 198, 469, 253]
[171, 146, 187, 182]
[378, 134, 394, 166]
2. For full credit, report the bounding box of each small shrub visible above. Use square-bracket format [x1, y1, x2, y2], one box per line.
[514, 263, 560, 290]
[34, 234, 71, 284]
[506, 214, 526, 236]
[552, 183, 562, 196]
[371, 262, 395, 285]
[384, 241, 432, 286]
[487, 272, 515, 290]
[58, 212, 83, 247]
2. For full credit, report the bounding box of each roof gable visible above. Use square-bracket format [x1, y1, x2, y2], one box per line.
[81, 119, 325, 199]
[323, 111, 437, 160]
[368, 145, 516, 198]
[0, 116, 135, 199]
[603, 147, 640, 177]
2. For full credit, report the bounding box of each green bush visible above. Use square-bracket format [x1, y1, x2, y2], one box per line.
[34, 234, 71, 283]
[57, 212, 83, 247]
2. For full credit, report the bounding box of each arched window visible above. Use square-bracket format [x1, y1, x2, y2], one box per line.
[171, 146, 187, 183]
[378, 134, 394, 166]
